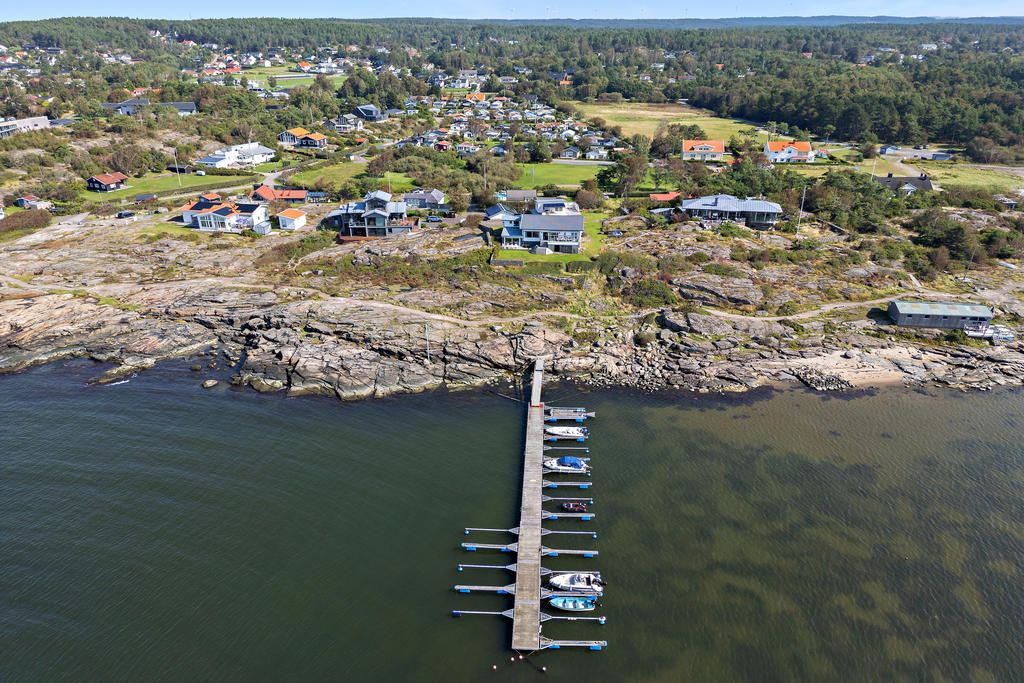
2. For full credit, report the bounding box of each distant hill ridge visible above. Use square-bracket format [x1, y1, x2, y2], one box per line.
[392, 16, 1024, 28]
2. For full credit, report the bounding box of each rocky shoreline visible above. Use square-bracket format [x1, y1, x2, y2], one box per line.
[3, 283, 1024, 399]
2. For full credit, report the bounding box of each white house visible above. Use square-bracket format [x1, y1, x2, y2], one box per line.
[764, 140, 814, 163]
[277, 208, 307, 230]
[180, 193, 269, 233]
[197, 142, 276, 168]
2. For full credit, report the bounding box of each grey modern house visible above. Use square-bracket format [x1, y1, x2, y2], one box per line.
[324, 190, 417, 237]
[403, 188, 448, 211]
[354, 104, 388, 122]
[887, 300, 993, 329]
[499, 197, 585, 254]
[679, 194, 782, 227]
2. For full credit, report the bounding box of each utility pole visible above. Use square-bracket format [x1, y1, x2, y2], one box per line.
[172, 147, 182, 187]
[795, 184, 807, 235]
[869, 156, 878, 180]
[961, 244, 979, 281]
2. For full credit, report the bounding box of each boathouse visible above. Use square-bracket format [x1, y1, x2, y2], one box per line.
[887, 300, 993, 329]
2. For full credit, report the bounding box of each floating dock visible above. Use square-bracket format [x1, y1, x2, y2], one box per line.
[453, 357, 607, 651]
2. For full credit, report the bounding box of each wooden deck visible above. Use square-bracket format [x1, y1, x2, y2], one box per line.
[511, 358, 546, 650]
[455, 357, 606, 651]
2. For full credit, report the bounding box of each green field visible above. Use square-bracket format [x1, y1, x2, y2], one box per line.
[915, 163, 1024, 192]
[517, 163, 601, 188]
[290, 163, 414, 193]
[496, 213, 605, 263]
[572, 101, 768, 142]
[82, 173, 255, 201]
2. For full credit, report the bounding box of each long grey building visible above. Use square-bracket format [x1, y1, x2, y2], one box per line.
[679, 194, 782, 227]
[887, 300, 993, 329]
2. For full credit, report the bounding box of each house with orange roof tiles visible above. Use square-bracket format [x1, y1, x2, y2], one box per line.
[277, 208, 306, 230]
[764, 140, 814, 163]
[681, 140, 725, 162]
[180, 194, 268, 233]
[278, 127, 310, 144]
[297, 132, 328, 149]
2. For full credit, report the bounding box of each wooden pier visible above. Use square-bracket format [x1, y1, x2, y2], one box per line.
[454, 357, 606, 651]
[511, 357, 547, 651]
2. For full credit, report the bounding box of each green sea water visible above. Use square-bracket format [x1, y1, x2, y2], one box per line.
[2, 361, 1023, 681]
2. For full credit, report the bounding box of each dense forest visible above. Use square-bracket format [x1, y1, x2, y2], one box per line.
[1, 17, 1023, 146]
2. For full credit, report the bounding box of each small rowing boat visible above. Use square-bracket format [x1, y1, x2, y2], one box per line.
[548, 595, 598, 612]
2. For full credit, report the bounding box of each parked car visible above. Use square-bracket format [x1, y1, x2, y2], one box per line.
[195, 170, 207, 176]
[116, 211, 135, 219]
[426, 215, 442, 222]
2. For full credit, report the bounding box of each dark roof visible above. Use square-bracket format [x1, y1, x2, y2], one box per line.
[519, 213, 584, 233]
[505, 189, 537, 202]
[874, 174, 934, 192]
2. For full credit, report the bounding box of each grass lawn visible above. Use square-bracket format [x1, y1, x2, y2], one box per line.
[82, 173, 253, 201]
[787, 165, 836, 180]
[517, 163, 601, 188]
[272, 75, 347, 89]
[571, 101, 768, 142]
[290, 163, 415, 193]
[915, 164, 1024, 192]
[496, 212, 606, 263]
[252, 161, 284, 173]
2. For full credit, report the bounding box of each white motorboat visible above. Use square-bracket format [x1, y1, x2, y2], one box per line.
[549, 572, 604, 593]
[545, 426, 589, 439]
[543, 456, 591, 473]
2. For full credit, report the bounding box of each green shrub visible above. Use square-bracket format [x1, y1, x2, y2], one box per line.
[624, 278, 678, 308]
[945, 328, 968, 344]
[566, 260, 598, 273]
[702, 262, 744, 278]
[717, 223, 752, 239]
[776, 301, 799, 316]
[0, 208, 51, 234]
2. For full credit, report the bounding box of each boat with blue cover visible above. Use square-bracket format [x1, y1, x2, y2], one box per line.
[543, 456, 591, 474]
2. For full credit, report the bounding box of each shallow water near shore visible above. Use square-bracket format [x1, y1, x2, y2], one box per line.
[3, 360, 1024, 681]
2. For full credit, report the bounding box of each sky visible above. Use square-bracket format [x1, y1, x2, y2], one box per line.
[3, 1, 1023, 22]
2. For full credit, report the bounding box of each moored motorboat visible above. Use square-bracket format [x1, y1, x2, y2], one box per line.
[549, 571, 604, 593]
[544, 426, 589, 439]
[543, 456, 591, 474]
[548, 595, 598, 612]
[560, 501, 587, 512]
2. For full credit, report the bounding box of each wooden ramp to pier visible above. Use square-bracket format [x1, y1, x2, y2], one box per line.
[511, 357, 547, 651]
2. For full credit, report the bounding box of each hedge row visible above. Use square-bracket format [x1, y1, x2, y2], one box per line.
[148, 176, 260, 200]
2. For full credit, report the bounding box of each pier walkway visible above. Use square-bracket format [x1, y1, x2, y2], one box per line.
[511, 358, 546, 650]
[454, 357, 606, 651]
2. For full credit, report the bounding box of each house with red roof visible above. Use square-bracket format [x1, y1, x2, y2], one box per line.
[249, 185, 308, 203]
[297, 132, 328, 149]
[87, 172, 129, 193]
[179, 195, 268, 233]
[681, 140, 725, 162]
[764, 140, 814, 163]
